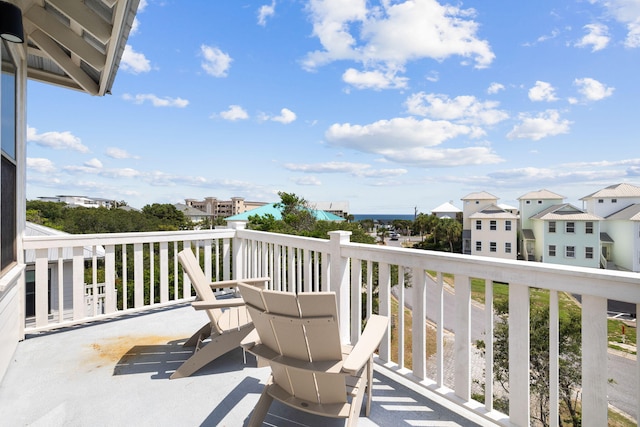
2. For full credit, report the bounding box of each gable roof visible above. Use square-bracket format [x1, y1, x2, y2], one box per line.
[606, 203, 640, 221]
[530, 203, 602, 221]
[518, 189, 565, 200]
[225, 203, 346, 222]
[21, 0, 140, 96]
[581, 183, 640, 200]
[461, 191, 498, 201]
[469, 204, 518, 219]
[431, 201, 462, 213]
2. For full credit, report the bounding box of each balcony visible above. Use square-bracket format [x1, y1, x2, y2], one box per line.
[2, 226, 639, 426]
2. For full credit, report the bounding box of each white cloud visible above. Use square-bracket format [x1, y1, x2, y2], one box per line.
[27, 157, 56, 173]
[272, 108, 297, 124]
[487, 82, 505, 94]
[528, 81, 558, 102]
[598, 0, 640, 48]
[220, 105, 249, 121]
[84, 158, 103, 169]
[121, 45, 151, 74]
[284, 161, 407, 177]
[292, 176, 322, 186]
[201, 45, 232, 77]
[325, 117, 502, 166]
[342, 68, 408, 90]
[122, 93, 189, 107]
[574, 77, 614, 101]
[106, 147, 139, 159]
[507, 110, 571, 141]
[575, 23, 610, 51]
[258, 1, 276, 26]
[405, 93, 508, 126]
[303, 0, 494, 87]
[27, 126, 89, 153]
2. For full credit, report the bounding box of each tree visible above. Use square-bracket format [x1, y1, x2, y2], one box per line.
[477, 298, 582, 426]
[359, 218, 375, 233]
[275, 192, 316, 233]
[436, 218, 462, 252]
[141, 203, 190, 231]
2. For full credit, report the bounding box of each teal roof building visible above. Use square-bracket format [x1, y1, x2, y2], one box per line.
[225, 203, 345, 222]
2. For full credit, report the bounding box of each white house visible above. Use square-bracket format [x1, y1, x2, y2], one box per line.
[0, 0, 138, 381]
[518, 189, 566, 261]
[431, 201, 462, 219]
[468, 204, 518, 259]
[460, 191, 499, 255]
[581, 183, 640, 272]
[38, 195, 113, 208]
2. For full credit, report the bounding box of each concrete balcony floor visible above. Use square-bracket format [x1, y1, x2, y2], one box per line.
[0, 304, 489, 427]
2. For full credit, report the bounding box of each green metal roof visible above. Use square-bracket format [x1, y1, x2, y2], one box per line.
[225, 203, 345, 222]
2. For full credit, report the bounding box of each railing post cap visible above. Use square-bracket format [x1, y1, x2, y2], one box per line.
[328, 230, 351, 242]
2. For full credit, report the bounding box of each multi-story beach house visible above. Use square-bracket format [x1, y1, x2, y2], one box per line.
[461, 192, 517, 259]
[518, 189, 602, 268]
[581, 183, 640, 272]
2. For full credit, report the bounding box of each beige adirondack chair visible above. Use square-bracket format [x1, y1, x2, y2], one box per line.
[237, 283, 388, 426]
[170, 248, 269, 380]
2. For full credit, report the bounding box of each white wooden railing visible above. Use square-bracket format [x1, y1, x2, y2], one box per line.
[22, 226, 640, 426]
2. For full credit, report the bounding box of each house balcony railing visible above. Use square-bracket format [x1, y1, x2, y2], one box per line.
[22, 225, 640, 426]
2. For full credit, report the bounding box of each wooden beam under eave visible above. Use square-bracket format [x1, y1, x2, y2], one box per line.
[48, 0, 112, 45]
[25, 5, 106, 71]
[28, 30, 99, 96]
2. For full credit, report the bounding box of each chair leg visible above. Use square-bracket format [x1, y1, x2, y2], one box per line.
[170, 328, 252, 379]
[248, 377, 275, 427]
[183, 322, 212, 347]
[365, 356, 373, 416]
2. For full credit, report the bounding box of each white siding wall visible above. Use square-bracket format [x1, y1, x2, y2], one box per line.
[0, 268, 23, 382]
[608, 220, 636, 272]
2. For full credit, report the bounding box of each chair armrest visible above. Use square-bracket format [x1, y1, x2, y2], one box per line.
[240, 328, 261, 349]
[342, 314, 389, 375]
[191, 298, 245, 310]
[209, 277, 270, 290]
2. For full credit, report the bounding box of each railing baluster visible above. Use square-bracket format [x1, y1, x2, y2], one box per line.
[509, 282, 530, 425]
[72, 246, 84, 320]
[484, 278, 494, 412]
[454, 274, 471, 401]
[412, 268, 426, 380]
[35, 248, 48, 328]
[378, 262, 391, 362]
[397, 266, 405, 370]
[581, 294, 608, 426]
[122, 244, 128, 310]
[134, 243, 144, 308]
[350, 258, 362, 343]
[435, 271, 444, 387]
[549, 290, 559, 427]
[104, 245, 116, 313]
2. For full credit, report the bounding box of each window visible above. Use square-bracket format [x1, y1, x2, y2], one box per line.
[549, 245, 556, 257]
[598, 199, 604, 203]
[565, 246, 575, 258]
[490, 220, 497, 230]
[538, 200, 543, 204]
[490, 242, 497, 252]
[1, 43, 18, 274]
[585, 221, 593, 234]
[505, 220, 512, 231]
[612, 199, 617, 203]
[505, 242, 512, 253]
[548, 221, 556, 233]
[526, 200, 531, 204]
[566, 222, 575, 233]
[476, 241, 482, 252]
[585, 247, 593, 259]
[475, 220, 482, 230]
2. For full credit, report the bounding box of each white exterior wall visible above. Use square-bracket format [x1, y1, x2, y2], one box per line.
[470, 218, 517, 259]
[462, 198, 496, 230]
[586, 196, 640, 219]
[519, 198, 562, 231]
[607, 220, 639, 272]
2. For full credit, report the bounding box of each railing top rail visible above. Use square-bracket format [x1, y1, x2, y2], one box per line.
[341, 241, 640, 303]
[236, 229, 331, 252]
[23, 229, 235, 249]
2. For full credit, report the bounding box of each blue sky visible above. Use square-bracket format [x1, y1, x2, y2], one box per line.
[26, 0, 640, 214]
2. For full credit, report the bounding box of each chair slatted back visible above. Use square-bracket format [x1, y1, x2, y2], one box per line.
[239, 284, 347, 405]
[178, 249, 222, 329]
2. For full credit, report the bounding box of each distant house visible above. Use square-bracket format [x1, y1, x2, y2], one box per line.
[518, 189, 566, 261]
[24, 222, 105, 318]
[311, 201, 350, 219]
[174, 203, 213, 226]
[184, 197, 267, 222]
[468, 204, 518, 259]
[225, 203, 346, 226]
[581, 183, 640, 272]
[460, 191, 500, 255]
[38, 195, 113, 209]
[431, 201, 462, 219]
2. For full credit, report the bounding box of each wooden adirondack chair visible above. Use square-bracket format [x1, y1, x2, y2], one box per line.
[170, 248, 269, 379]
[237, 283, 388, 426]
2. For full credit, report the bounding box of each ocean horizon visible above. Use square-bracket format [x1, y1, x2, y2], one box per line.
[352, 214, 415, 222]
